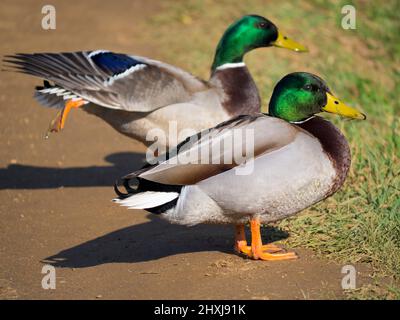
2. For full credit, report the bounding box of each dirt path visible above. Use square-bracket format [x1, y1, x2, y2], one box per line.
[0, 0, 372, 300]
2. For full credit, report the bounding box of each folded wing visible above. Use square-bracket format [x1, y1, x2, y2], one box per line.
[123, 114, 299, 186]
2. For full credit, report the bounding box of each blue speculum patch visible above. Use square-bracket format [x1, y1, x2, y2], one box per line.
[90, 52, 144, 74]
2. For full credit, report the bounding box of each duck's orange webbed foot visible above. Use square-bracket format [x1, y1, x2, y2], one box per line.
[46, 99, 86, 138]
[234, 221, 298, 261]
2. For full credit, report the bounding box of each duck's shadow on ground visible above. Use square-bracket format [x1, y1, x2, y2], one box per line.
[0, 152, 146, 189]
[44, 215, 289, 268]
[0, 151, 288, 266]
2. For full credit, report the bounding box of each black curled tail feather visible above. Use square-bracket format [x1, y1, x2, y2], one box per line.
[114, 169, 183, 214]
[113, 176, 139, 199]
[114, 170, 182, 198]
[113, 180, 130, 199]
[113, 176, 182, 215]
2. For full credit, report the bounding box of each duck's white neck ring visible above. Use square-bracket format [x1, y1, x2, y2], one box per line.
[291, 116, 316, 124]
[215, 62, 246, 71]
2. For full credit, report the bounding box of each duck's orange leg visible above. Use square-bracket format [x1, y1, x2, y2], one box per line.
[46, 99, 86, 136]
[250, 218, 297, 261]
[234, 223, 286, 257]
[234, 224, 251, 255]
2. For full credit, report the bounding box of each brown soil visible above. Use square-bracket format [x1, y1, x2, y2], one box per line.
[0, 0, 373, 300]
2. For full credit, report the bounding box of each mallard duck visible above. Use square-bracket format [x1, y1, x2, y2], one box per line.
[4, 15, 306, 148]
[114, 72, 366, 261]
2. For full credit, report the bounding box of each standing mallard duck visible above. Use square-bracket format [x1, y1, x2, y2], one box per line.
[114, 72, 366, 261]
[4, 15, 306, 148]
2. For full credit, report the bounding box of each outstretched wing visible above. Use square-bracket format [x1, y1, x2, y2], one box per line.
[122, 114, 299, 186]
[4, 50, 208, 112]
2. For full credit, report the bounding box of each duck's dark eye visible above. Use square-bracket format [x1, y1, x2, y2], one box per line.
[257, 22, 268, 29]
[304, 84, 320, 92]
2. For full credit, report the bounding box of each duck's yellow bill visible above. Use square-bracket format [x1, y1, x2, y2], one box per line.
[271, 31, 308, 52]
[322, 93, 366, 120]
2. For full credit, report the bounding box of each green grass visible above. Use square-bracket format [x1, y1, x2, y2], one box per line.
[144, 0, 400, 298]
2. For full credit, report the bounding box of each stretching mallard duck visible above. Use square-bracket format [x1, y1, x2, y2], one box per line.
[114, 72, 366, 261]
[4, 15, 306, 148]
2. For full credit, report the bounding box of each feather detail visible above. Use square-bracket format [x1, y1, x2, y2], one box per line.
[4, 51, 207, 112]
[89, 51, 145, 75]
[104, 64, 147, 86]
[113, 191, 179, 209]
[33, 81, 84, 109]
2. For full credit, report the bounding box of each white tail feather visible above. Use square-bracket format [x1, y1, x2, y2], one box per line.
[113, 191, 179, 209]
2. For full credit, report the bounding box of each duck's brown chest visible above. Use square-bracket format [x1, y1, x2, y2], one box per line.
[210, 66, 261, 116]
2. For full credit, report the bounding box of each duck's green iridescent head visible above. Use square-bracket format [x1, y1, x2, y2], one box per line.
[269, 72, 366, 123]
[211, 15, 307, 71]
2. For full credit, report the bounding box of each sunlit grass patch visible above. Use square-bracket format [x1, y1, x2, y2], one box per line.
[146, 0, 399, 297]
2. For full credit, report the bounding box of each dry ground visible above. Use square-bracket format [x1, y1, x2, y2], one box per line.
[0, 0, 380, 299]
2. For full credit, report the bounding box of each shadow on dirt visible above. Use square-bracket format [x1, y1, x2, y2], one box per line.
[1, 150, 290, 265]
[0, 152, 146, 189]
[43, 216, 289, 267]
